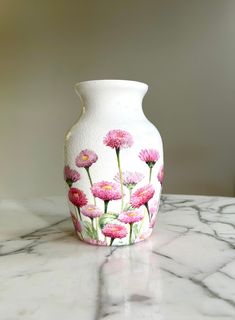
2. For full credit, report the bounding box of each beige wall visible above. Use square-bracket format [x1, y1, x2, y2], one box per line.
[0, 0, 234, 198]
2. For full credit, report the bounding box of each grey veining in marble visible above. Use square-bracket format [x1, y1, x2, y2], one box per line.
[0, 194, 235, 320]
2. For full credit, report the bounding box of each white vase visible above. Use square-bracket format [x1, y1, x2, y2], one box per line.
[64, 80, 164, 246]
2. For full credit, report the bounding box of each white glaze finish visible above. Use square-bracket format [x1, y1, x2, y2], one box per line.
[0, 194, 235, 319]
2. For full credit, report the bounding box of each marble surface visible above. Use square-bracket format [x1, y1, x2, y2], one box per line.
[0, 194, 235, 320]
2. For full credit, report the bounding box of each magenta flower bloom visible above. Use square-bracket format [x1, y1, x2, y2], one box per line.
[103, 129, 133, 149]
[139, 149, 160, 166]
[102, 223, 127, 239]
[76, 149, 98, 168]
[70, 211, 82, 233]
[68, 188, 88, 207]
[157, 165, 164, 185]
[91, 181, 122, 201]
[118, 210, 144, 224]
[64, 165, 80, 187]
[81, 205, 102, 218]
[130, 184, 155, 208]
[114, 171, 144, 189]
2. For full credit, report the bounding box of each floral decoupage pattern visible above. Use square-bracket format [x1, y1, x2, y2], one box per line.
[64, 129, 164, 246]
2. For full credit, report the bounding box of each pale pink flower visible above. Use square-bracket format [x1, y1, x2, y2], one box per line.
[91, 181, 122, 201]
[64, 165, 80, 187]
[157, 165, 164, 185]
[70, 211, 82, 233]
[130, 184, 155, 208]
[114, 171, 144, 188]
[81, 204, 102, 218]
[68, 188, 88, 207]
[76, 149, 98, 168]
[102, 223, 127, 239]
[118, 209, 144, 224]
[139, 149, 160, 166]
[103, 129, 133, 149]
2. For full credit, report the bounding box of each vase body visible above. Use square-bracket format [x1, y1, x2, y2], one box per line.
[64, 80, 164, 246]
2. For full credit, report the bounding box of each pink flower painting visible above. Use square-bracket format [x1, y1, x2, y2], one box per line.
[76, 149, 98, 168]
[65, 127, 162, 245]
[68, 188, 88, 220]
[130, 184, 155, 223]
[157, 165, 164, 185]
[103, 129, 133, 149]
[114, 171, 144, 188]
[139, 149, 160, 183]
[76, 149, 98, 204]
[103, 130, 134, 211]
[118, 210, 144, 224]
[64, 165, 80, 187]
[102, 223, 127, 245]
[81, 205, 102, 219]
[91, 181, 122, 213]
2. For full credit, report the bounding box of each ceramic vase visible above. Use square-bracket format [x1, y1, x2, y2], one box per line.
[64, 80, 164, 246]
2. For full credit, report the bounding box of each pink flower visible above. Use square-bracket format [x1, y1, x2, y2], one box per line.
[64, 165, 80, 187]
[91, 181, 122, 201]
[70, 211, 82, 232]
[118, 209, 144, 224]
[68, 188, 88, 207]
[76, 149, 98, 168]
[114, 171, 144, 188]
[102, 223, 127, 239]
[103, 129, 133, 149]
[157, 165, 164, 185]
[130, 184, 155, 208]
[139, 149, 160, 166]
[81, 205, 102, 218]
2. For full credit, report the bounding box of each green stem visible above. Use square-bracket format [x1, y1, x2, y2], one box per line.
[129, 223, 133, 245]
[85, 167, 96, 205]
[74, 206, 83, 239]
[145, 202, 151, 223]
[76, 206, 82, 221]
[149, 166, 153, 183]
[128, 187, 133, 203]
[91, 217, 96, 239]
[104, 200, 109, 214]
[116, 148, 124, 211]
[110, 238, 114, 246]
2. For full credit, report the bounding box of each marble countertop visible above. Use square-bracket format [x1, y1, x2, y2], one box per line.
[0, 194, 235, 320]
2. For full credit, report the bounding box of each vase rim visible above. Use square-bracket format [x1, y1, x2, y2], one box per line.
[75, 79, 148, 91]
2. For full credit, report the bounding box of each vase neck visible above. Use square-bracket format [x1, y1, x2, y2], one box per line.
[75, 80, 148, 117]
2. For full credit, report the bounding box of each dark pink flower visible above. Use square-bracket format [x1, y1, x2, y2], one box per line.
[157, 165, 164, 185]
[118, 210, 144, 224]
[91, 181, 122, 201]
[139, 149, 160, 167]
[81, 205, 102, 218]
[130, 184, 155, 208]
[70, 211, 82, 232]
[103, 129, 133, 149]
[64, 165, 80, 187]
[114, 171, 144, 188]
[102, 223, 127, 239]
[76, 149, 98, 168]
[68, 188, 88, 207]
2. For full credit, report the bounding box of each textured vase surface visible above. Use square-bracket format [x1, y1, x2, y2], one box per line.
[64, 79, 164, 246]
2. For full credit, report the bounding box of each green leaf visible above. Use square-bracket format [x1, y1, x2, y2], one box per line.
[132, 223, 139, 240]
[99, 213, 118, 229]
[83, 221, 94, 238]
